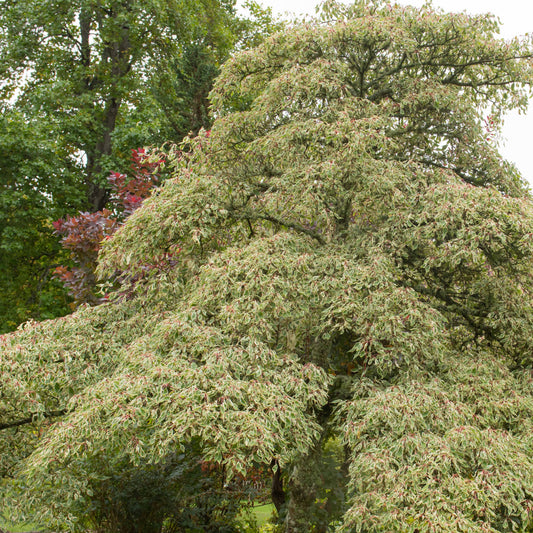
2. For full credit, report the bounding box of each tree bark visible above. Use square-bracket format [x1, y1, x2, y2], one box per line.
[270, 458, 286, 515]
[80, 4, 133, 212]
[85, 95, 121, 211]
[0, 409, 67, 431]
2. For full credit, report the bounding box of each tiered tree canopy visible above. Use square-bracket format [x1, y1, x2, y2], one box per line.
[2, 1, 533, 531]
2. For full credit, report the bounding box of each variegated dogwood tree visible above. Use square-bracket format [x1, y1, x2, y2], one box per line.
[2, 1, 533, 531]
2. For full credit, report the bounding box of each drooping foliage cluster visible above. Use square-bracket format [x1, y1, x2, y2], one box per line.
[2, 1, 533, 531]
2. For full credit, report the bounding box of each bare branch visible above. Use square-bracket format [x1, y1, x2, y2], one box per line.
[0, 410, 67, 432]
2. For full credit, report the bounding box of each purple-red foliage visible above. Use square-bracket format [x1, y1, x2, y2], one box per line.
[52, 210, 120, 254]
[108, 148, 162, 217]
[53, 148, 163, 306]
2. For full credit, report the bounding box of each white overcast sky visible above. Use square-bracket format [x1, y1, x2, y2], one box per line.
[237, 0, 533, 186]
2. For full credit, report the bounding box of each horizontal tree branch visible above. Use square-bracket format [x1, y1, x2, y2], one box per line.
[0, 409, 67, 432]
[230, 211, 326, 244]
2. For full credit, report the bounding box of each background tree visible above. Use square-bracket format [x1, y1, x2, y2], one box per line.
[0, 0, 280, 332]
[0, 0, 240, 209]
[0, 107, 80, 331]
[2, 1, 533, 531]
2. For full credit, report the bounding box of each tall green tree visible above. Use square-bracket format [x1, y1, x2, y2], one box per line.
[2, 1, 533, 531]
[0, 0, 278, 332]
[0, 0, 238, 208]
[0, 107, 82, 331]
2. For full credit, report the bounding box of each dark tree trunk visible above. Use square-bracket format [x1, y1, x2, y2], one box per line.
[85, 151, 110, 212]
[85, 95, 121, 210]
[270, 458, 286, 515]
[79, 4, 132, 212]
